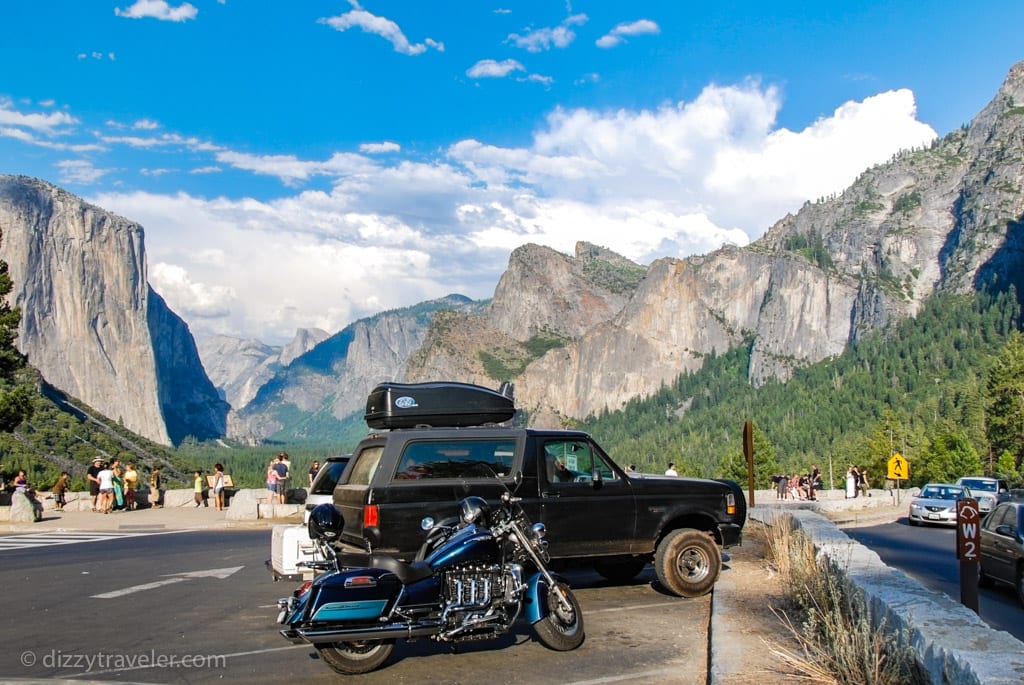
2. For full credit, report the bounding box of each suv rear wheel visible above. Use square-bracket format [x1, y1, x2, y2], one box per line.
[654, 528, 721, 598]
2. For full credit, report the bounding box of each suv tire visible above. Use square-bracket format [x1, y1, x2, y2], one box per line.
[654, 528, 721, 598]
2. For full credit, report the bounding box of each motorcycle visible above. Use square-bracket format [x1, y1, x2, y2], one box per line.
[276, 487, 585, 674]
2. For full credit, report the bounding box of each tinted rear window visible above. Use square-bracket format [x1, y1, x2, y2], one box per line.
[393, 439, 516, 480]
[310, 459, 350, 495]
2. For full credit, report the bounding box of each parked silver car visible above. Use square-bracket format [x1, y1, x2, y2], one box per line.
[908, 483, 970, 526]
[955, 476, 1010, 515]
[979, 501, 1024, 607]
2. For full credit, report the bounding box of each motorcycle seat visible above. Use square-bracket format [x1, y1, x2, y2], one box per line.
[369, 554, 434, 585]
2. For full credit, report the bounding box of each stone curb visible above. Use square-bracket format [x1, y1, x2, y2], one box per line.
[743, 507, 1024, 685]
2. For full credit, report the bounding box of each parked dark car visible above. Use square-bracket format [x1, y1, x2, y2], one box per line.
[978, 500, 1024, 607]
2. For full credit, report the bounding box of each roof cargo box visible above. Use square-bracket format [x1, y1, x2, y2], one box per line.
[365, 381, 515, 429]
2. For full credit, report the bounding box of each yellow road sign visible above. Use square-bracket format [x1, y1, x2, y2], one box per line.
[887, 453, 909, 480]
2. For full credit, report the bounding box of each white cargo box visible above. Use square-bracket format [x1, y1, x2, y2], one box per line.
[270, 524, 318, 581]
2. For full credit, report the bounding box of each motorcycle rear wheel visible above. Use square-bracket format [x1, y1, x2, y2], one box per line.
[533, 582, 584, 651]
[315, 639, 395, 674]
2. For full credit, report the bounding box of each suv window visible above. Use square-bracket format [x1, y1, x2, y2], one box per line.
[393, 439, 516, 480]
[346, 446, 384, 486]
[544, 439, 618, 484]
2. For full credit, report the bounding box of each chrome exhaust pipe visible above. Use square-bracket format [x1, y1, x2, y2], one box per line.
[296, 623, 439, 643]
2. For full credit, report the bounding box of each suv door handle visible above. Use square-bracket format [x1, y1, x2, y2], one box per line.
[542, 491, 561, 498]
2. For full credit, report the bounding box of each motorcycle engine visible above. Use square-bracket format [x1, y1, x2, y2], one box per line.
[439, 563, 524, 641]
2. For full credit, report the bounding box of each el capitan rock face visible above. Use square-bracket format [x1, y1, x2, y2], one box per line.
[0, 175, 227, 445]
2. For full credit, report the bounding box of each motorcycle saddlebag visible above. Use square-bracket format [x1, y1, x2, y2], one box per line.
[365, 381, 514, 429]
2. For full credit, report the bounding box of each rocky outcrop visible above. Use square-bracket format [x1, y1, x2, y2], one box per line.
[235, 295, 483, 441]
[197, 327, 329, 410]
[0, 175, 228, 445]
[406, 242, 647, 389]
[512, 62, 1024, 422]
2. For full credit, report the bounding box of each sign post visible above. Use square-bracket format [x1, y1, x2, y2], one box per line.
[887, 453, 909, 505]
[743, 421, 754, 508]
[956, 497, 981, 614]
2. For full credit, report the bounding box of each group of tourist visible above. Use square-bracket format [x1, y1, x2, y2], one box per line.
[845, 464, 871, 498]
[772, 464, 823, 501]
[265, 452, 292, 504]
[85, 457, 148, 513]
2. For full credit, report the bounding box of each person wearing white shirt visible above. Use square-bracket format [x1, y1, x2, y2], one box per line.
[664, 462, 678, 477]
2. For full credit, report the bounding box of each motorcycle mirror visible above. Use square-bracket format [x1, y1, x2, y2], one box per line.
[421, 516, 435, 531]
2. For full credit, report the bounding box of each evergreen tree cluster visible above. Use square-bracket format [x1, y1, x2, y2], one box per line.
[581, 289, 1024, 489]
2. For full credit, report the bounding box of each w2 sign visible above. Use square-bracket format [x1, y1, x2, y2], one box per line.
[956, 497, 981, 614]
[956, 498, 981, 560]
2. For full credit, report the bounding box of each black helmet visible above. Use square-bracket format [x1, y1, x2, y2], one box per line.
[308, 503, 344, 542]
[458, 496, 490, 526]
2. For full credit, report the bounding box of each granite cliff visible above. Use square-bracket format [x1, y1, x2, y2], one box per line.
[0, 176, 228, 445]
[409, 61, 1024, 425]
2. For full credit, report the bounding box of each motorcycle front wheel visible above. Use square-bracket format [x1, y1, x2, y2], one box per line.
[315, 639, 395, 674]
[532, 582, 584, 651]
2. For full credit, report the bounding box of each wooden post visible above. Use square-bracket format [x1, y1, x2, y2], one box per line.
[956, 498, 981, 615]
[743, 421, 754, 507]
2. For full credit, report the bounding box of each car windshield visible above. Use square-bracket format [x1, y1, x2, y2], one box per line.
[960, 479, 996, 492]
[921, 486, 961, 500]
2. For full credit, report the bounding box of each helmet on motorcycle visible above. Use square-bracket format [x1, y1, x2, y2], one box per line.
[308, 503, 344, 542]
[458, 496, 491, 526]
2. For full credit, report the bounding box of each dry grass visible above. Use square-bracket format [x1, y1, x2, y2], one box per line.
[755, 515, 925, 685]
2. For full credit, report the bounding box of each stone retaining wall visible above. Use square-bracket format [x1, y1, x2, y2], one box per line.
[0, 488, 304, 522]
[751, 506, 1024, 684]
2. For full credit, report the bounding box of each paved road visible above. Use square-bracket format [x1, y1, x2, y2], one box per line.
[846, 516, 1024, 642]
[1, 529, 711, 684]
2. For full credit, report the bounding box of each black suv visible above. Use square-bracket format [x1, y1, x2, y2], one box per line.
[332, 382, 745, 597]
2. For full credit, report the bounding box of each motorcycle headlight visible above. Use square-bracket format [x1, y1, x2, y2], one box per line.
[531, 522, 547, 540]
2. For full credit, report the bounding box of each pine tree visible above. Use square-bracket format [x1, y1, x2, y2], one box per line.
[985, 331, 1024, 472]
[0, 255, 32, 431]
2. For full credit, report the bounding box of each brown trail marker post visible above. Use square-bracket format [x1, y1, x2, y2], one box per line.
[743, 421, 754, 508]
[956, 497, 981, 614]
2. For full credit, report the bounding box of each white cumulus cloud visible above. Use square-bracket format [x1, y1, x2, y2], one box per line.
[596, 19, 660, 48]
[319, 5, 442, 56]
[88, 81, 937, 343]
[114, 1, 197, 22]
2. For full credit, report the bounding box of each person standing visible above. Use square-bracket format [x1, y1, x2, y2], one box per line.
[87, 457, 103, 511]
[809, 464, 821, 501]
[265, 460, 279, 505]
[664, 462, 678, 476]
[112, 462, 125, 511]
[858, 467, 870, 497]
[308, 460, 320, 486]
[53, 471, 69, 512]
[273, 454, 289, 504]
[845, 466, 857, 499]
[123, 463, 139, 511]
[212, 463, 226, 511]
[193, 470, 205, 507]
[97, 461, 114, 513]
[149, 468, 162, 508]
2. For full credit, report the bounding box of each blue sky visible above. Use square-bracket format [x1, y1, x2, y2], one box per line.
[1, 1, 1022, 345]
